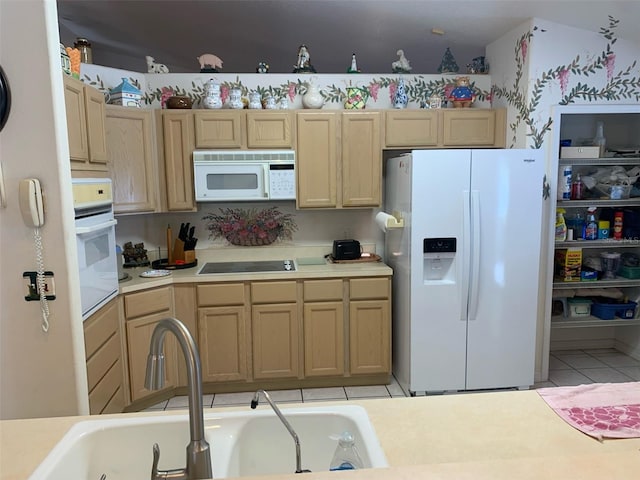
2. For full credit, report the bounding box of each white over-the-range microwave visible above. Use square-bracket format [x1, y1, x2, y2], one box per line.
[193, 150, 296, 202]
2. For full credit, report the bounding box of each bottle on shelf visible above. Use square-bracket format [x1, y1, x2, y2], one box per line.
[329, 431, 363, 471]
[613, 211, 624, 240]
[561, 165, 572, 200]
[593, 121, 606, 157]
[555, 208, 568, 241]
[584, 207, 598, 240]
[571, 173, 585, 200]
[568, 211, 585, 240]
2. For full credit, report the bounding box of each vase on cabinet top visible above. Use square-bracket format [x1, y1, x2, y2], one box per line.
[302, 81, 324, 109]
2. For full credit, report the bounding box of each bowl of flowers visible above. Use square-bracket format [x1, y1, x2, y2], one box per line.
[203, 207, 297, 246]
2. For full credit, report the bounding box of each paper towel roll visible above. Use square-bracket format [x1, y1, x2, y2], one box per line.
[375, 212, 396, 232]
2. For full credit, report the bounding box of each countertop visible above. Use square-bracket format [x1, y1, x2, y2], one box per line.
[2, 390, 639, 479]
[119, 245, 393, 294]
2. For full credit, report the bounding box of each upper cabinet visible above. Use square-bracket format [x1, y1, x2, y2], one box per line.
[63, 75, 108, 172]
[296, 111, 381, 209]
[105, 106, 158, 213]
[384, 108, 506, 149]
[194, 110, 294, 149]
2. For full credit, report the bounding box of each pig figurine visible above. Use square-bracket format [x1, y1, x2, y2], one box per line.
[197, 53, 223, 72]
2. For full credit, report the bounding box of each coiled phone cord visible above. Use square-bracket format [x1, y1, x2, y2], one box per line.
[34, 227, 50, 332]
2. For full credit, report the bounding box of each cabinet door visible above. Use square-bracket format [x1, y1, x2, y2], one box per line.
[349, 300, 390, 375]
[84, 86, 108, 165]
[384, 110, 438, 147]
[126, 313, 178, 402]
[194, 111, 243, 148]
[198, 306, 248, 382]
[342, 111, 381, 207]
[246, 111, 293, 148]
[162, 111, 196, 211]
[106, 106, 157, 213]
[252, 303, 299, 379]
[304, 302, 344, 377]
[442, 109, 496, 146]
[296, 112, 338, 208]
[64, 75, 89, 164]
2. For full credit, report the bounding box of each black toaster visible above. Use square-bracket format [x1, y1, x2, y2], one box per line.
[332, 239, 361, 260]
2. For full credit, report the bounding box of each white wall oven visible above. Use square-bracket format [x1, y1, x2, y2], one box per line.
[72, 178, 119, 320]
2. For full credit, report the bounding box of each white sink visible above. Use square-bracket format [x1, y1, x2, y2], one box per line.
[29, 405, 387, 479]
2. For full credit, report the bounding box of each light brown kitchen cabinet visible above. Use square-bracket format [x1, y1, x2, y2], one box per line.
[303, 279, 344, 377]
[251, 281, 300, 380]
[349, 278, 391, 375]
[173, 284, 198, 388]
[384, 110, 439, 148]
[341, 111, 381, 207]
[442, 109, 505, 147]
[83, 298, 125, 414]
[194, 110, 294, 149]
[123, 286, 178, 402]
[296, 111, 338, 208]
[161, 110, 196, 211]
[63, 75, 108, 172]
[196, 283, 249, 383]
[105, 106, 158, 213]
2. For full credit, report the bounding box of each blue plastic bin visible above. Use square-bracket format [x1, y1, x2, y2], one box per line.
[591, 301, 637, 320]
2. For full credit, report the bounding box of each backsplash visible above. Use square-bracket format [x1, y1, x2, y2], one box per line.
[115, 202, 384, 260]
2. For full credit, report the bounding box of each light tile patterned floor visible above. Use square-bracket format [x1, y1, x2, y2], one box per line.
[143, 349, 639, 411]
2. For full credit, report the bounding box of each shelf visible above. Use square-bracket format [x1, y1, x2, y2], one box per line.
[556, 239, 640, 248]
[551, 315, 640, 328]
[557, 198, 640, 207]
[553, 278, 640, 289]
[559, 156, 640, 166]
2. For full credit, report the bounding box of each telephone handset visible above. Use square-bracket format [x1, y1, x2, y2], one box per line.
[19, 178, 50, 332]
[19, 178, 45, 227]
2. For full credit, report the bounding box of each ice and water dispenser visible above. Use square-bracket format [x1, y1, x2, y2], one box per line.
[423, 237, 457, 282]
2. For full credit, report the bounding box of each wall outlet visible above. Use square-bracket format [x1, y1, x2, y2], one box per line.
[23, 271, 56, 301]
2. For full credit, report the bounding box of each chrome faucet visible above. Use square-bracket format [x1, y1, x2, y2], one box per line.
[251, 389, 311, 474]
[145, 317, 212, 480]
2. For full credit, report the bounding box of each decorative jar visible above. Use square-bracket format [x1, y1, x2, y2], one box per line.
[228, 88, 243, 109]
[248, 91, 262, 109]
[302, 81, 324, 109]
[202, 79, 223, 109]
[344, 86, 369, 109]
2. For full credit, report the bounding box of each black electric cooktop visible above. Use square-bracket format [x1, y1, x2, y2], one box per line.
[198, 260, 295, 274]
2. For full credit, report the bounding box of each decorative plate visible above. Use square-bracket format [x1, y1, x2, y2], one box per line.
[139, 269, 171, 278]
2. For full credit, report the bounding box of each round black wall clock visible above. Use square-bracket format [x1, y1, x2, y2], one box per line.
[0, 65, 11, 132]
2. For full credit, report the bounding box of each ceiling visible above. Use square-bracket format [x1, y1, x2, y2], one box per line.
[57, 1, 640, 75]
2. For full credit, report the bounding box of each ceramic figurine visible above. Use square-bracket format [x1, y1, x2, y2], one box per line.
[347, 53, 360, 73]
[256, 61, 270, 73]
[437, 47, 459, 74]
[393, 78, 408, 109]
[391, 49, 412, 73]
[467, 56, 488, 74]
[228, 88, 243, 109]
[146, 55, 169, 73]
[301, 81, 324, 109]
[107, 78, 142, 107]
[428, 93, 443, 109]
[293, 45, 317, 73]
[448, 76, 476, 108]
[197, 53, 223, 73]
[202, 79, 223, 109]
[248, 91, 262, 109]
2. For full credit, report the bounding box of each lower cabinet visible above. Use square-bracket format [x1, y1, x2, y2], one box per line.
[123, 286, 178, 402]
[83, 298, 125, 414]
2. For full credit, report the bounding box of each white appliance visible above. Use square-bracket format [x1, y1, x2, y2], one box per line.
[384, 149, 544, 394]
[193, 150, 296, 201]
[72, 178, 119, 320]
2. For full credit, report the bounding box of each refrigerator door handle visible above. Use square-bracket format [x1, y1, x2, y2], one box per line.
[468, 190, 481, 321]
[461, 190, 471, 321]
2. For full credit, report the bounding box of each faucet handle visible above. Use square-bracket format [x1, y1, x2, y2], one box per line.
[151, 443, 160, 480]
[151, 443, 189, 480]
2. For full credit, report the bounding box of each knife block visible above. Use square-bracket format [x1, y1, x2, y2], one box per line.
[170, 239, 194, 262]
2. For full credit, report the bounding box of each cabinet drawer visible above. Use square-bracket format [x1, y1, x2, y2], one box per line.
[88, 358, 123, 414]
[251, 281, 297, 304]
[197, 283, 245, 306]
[124, 286, 172, 319]
[304, 279, 343, 301]
[86, 330, 121, 391]
[84, 299, 118, 359]
[350, 277, 390, 300]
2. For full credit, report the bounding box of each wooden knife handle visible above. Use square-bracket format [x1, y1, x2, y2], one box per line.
[167, 225, 173, 264]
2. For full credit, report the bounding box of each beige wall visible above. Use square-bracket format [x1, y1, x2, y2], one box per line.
[0, 0, 88, 419]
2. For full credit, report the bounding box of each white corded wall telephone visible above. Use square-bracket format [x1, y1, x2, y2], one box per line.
[19, 179, 50, 332]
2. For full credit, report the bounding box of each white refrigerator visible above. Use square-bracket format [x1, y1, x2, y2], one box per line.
[384, 149, 544, 394]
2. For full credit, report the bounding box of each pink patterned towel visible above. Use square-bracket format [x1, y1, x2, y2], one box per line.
[538, 382, 640, 440]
